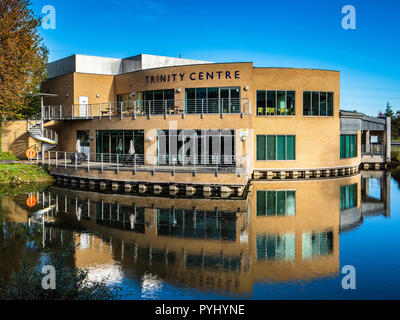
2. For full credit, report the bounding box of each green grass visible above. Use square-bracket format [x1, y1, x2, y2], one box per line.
[0, 163, 54, 185]
[0, 151, 19, 161]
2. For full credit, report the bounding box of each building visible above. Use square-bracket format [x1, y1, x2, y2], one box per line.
[1, 53, 391, 192]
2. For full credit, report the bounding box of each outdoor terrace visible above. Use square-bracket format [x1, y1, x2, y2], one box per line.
[42, 98, 251, 121]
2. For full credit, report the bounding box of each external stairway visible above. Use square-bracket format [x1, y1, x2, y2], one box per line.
[27, 112, 58, 155]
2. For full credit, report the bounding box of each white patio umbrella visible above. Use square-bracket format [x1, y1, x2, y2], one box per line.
[76, 206, 82, 221]
[76, 139, 81, 153]
[129, 140, 135, 155]
[130, 213, 136, 230]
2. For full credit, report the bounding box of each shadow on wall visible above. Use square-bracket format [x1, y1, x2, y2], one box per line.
[1, 121, 32, 159]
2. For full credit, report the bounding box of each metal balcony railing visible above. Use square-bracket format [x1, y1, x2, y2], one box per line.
[361, 144, 384, 156]
[33, 151, 250, 176]
[42, 98, 251, 121]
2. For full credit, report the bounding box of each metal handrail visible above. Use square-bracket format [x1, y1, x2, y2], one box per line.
[42, 98, 251, 120]
[37, 151, 249, 175]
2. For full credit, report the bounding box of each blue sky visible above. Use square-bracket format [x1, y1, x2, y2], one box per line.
[31, 0, 400, 115]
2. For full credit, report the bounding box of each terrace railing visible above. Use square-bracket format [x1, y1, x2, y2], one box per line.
[361, 144, 384, 156]
[33, 151, 250, 176]
[42, 98, 251, 121]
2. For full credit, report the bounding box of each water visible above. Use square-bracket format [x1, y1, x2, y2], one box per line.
[1, 170, 399, 300]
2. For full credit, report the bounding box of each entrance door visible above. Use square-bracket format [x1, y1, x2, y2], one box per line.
[79, 96, 89, 117]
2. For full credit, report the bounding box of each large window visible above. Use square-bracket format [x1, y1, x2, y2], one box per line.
[302, 230, 334, 259]
[256, 135, 295, 160]
[340, 184, 358, 210]
[157, 129, 235, 166]
[256, 90, 295, 115]
[256, 233, 296, 261]
[95, 130, 144, 161]
[137, 89, 174, 114]
[257, 190, 296, 216]
[303, 91, 334, 116]
[340, 134, 357, 158]
[185, 87, 240, 114]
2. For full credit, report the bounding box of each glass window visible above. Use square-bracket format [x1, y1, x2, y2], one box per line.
[267, 191, 276, 216]
[277, 91, 286, 115]
[287, 91, 295, 115]
[286, 191, 296, 216]
[257, 191, 266, 216]
[266, 135, 276, 160]
[267, 91, 276, 115]
[257, 91, 266, 115]
[320, 92, 327, 116]
[257, 135, 266, 160]
[302, 230, 334, 259]
[303, 91, 311, 115]
[286, 135, 295, 160]
[77, 130, 90, 147]
[327, 92, 334, 116]
[340, 134, 357, 159]
[277, 136, 286, 160]
[305, 91, 333, 117]
[312, 92, 319, 116]
[257, 135, 295, 161]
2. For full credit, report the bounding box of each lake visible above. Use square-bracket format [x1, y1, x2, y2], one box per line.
[1, 170, 399, 299]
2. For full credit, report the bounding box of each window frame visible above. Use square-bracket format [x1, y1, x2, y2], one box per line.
[303, 91, 334, 117]
[256, 90, 296, 116]
[256, 135, 296, 161]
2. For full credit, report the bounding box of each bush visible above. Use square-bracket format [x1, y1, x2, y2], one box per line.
[0, 151, 18, 161]
[0, 245, 122, 300]
[392, 149, 400, 163]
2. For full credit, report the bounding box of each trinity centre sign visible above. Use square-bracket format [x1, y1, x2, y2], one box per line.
[145, 70, 240, 84]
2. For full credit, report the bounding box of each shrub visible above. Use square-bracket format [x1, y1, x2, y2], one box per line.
[0, 151, 18, 161]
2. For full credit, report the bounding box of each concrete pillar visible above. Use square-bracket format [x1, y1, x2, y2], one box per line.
[366, 130, 370, 153]
[111, 183, 119, 191]
[169, 185, 179, 195]
[154, 185, 162, 194]
[203, 186, 212, 197]
[186, 186, 196, 196]
[266, 171, 274, 180]
[139, 184, 147, 193]
[386, 117, 391, 162]
[125, 184, 132, 193]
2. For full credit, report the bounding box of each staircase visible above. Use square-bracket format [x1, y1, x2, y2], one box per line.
[27, 113, 58, 153]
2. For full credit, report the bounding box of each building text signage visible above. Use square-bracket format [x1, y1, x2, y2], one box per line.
[145, 70, 240, 84]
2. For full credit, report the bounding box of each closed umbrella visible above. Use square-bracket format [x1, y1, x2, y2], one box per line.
[76, 139, 81, 153]
[129, 140, 135, 155]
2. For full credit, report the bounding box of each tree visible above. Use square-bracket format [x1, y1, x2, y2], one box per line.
[0, 0, 48, 120]
[384, 101, 395, 119]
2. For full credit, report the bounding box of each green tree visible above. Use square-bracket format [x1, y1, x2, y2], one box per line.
[384, 101, 395, 119]
[0, 0, 48, 120]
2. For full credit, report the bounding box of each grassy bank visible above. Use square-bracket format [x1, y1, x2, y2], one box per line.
[0, 163, 54, 184]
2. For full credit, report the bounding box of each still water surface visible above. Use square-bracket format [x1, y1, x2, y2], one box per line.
[1, 170, 400, 299]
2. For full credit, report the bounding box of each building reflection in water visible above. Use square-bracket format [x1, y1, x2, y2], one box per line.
[0, 171, 391, 295]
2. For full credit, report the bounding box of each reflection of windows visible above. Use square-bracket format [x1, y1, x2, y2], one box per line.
[157, 209, 237, 241]
[256, 233, 295, 261]
[303, 91, 334, 116]
[256, 135, 295, 160]
[340, 184, 358, 210]
[340, 134, 357, 158]
[185, 253, 241, 271]
[302, 230, 333, 259]
[256, 90, 295, 115]
[256, 190, 296, 216]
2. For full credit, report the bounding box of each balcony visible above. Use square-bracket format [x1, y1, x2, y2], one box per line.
[33, 151, 250, 176]
[43, 98, 251, 121]
[361, 144, 386, 163]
